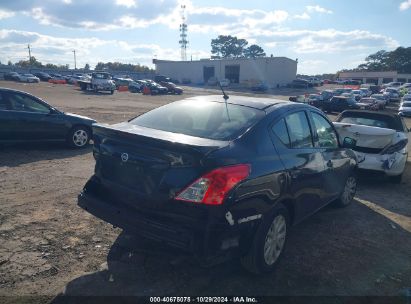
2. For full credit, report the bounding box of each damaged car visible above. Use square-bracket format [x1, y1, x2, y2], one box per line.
[78, 95, 358, 274]
[334, 110, 409, 183]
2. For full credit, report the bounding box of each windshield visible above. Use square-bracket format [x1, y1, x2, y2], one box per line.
[130, 100, 264, 140]
[339, 117, 389, 128]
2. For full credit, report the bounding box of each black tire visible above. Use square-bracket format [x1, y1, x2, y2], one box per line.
[332, 174, 357, 208]
[389, 174, 402, 184]
[110, 90, 114, 95]
[67, 126, 90, 148]
[241, 203, 289, 274]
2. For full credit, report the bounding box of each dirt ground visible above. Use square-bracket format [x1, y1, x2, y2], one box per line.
[0, 81, 411, 302]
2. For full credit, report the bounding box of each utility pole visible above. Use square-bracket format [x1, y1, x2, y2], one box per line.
[27, 44, 32, 64]
[179, 5, 188, 61]
[72, 50, 77, 70]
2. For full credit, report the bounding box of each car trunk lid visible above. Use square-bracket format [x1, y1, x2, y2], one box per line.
[334, 122, 396, 153]
[92, 122, 228, 209]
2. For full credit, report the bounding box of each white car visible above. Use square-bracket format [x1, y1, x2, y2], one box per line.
[399, 94, 411, 117]
[17, 73, 40, 83]
[334, 110, 409, 183]
[219, 79, 230, 87]
[371, 94, 388, 109]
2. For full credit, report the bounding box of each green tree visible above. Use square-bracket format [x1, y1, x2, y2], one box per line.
[84, 63, 90, 71]
[244, 44, 266, 58]
[211, 35, 249, 58]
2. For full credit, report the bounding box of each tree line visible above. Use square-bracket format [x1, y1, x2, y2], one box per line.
[340, 47, 411, 74]
[2, 57, 153, 72]
[211, 35, 267, 59]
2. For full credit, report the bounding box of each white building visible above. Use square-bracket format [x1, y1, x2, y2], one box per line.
[338, 71, 411, 85]
[153, 57, 298, 87]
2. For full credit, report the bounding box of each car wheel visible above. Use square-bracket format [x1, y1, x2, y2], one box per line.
[333, 174, 357, 208]
[110, 90, 114, 95]
[68, 126, 90, 148]
[241, 203, 289, 274]
[93, 85, 98, 93]
[389, 174, 402, 184]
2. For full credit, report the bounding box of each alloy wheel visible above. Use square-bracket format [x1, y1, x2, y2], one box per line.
[72, 129, 88, 147]
[263, 214, 287, 266]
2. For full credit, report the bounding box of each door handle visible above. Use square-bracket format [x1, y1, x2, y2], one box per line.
[326, 160, 333, 168]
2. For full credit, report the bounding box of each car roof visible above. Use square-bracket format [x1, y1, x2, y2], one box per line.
[181, 95, 291, 110]
[340, 110, 400, 118]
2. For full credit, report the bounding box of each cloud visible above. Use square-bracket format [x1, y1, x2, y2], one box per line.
[294, 12, 311, 20]
[306, 5, 333, 14]
[0, 29, 207, 68]
[0, 9, 14, 19]
[261, 29, 399, 54]
[399, 0, 411, 10]
[0, 0, 178, 30]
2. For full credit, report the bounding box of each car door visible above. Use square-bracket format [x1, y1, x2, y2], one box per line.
[6, 92, 67, 141]
[0, 91, 13, 141]
[308, 111, 352, 202]
[271, 110, 328, 223]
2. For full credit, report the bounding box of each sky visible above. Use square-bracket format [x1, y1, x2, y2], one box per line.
[0, 0, 410, 75]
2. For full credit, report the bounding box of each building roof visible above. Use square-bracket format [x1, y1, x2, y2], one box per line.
[153, 56, 297, 65]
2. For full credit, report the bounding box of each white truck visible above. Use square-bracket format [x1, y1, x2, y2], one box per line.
[78, 72, 116, 94]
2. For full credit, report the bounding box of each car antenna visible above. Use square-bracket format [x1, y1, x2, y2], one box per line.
[218, 80, 231, 121]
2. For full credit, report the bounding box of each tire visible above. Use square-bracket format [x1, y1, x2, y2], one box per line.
[67, 126, 90, 148]
[110, 90, 114, 95]
[389, 174, 402, 184]
[332, 174, 357, 208]
[241, 203, 289, 274]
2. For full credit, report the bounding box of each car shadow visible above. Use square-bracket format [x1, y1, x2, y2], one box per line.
[0, 142, 92, 167]
[79, 90, 114, 96]
[51, 198, 411, 299]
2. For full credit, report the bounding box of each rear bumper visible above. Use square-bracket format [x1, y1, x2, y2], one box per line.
[77, 178, 254, 260]
[354, 151, 407, 176]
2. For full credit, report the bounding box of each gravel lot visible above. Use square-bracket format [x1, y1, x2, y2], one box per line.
[0, 81, 410, 301]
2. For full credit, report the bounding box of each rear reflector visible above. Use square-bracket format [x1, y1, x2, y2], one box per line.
[176, 164, 250, 205]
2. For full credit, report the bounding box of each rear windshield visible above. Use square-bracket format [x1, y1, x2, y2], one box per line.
[130, 100, 264, 140]
[337, 112, 404, 131]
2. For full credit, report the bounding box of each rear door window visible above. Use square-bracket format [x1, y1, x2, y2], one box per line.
[0, 92, 9, 110]
[272, 118, 290, 148]
[8, 93, 50, 114]
[284, 111, 313, 149]
[311, 112, 339, 148]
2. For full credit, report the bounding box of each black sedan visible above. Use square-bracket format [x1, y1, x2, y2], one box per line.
[3, 72, 20, 81]
[78, 95, 357, 273]
[321, 96, 360, 113]
[33, 72, 52, 81]
[0, 88, 96, 148]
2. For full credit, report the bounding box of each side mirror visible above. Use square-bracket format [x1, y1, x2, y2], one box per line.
[342, 137, 357, 148]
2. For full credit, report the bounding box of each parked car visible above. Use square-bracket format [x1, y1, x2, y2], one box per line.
[308, 77, 323, 86]
[335, 110, 408, 183]
[352, 90, 364, 101]
[33, 72, 52, 82]
[0, 88, 96, 148]
[382, 82, 402, 88]
[399, 100, 411, 117]
[207, 77, 218, 86]
[3, 72, 20, 81]
[290, 79, 310, 88]
[307, 94, 324, 107]
[359, 88, 372, 97]
[383, 88, 401, 102]
[159, 81, 183, 94]
[128, 81, 143, 93]
[250, 82, 269, 92]
[219, 79, 230, 87]
[320, 90, 335, 101]
[322, 96, 360, 113]
[357, 98, 379, 110]
[78, 95, 358, 274]
[145, 82, 168, 95]
[78, 72, 116, 94]
[332, 88, 345, 96]
[371, 94, 388, 110]
[16, 73, 40, 83]
[154, 75, 172, 83]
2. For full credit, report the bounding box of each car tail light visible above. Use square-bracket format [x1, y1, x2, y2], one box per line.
[380, 139, 408, 155]
[175, 164, 250, 205]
